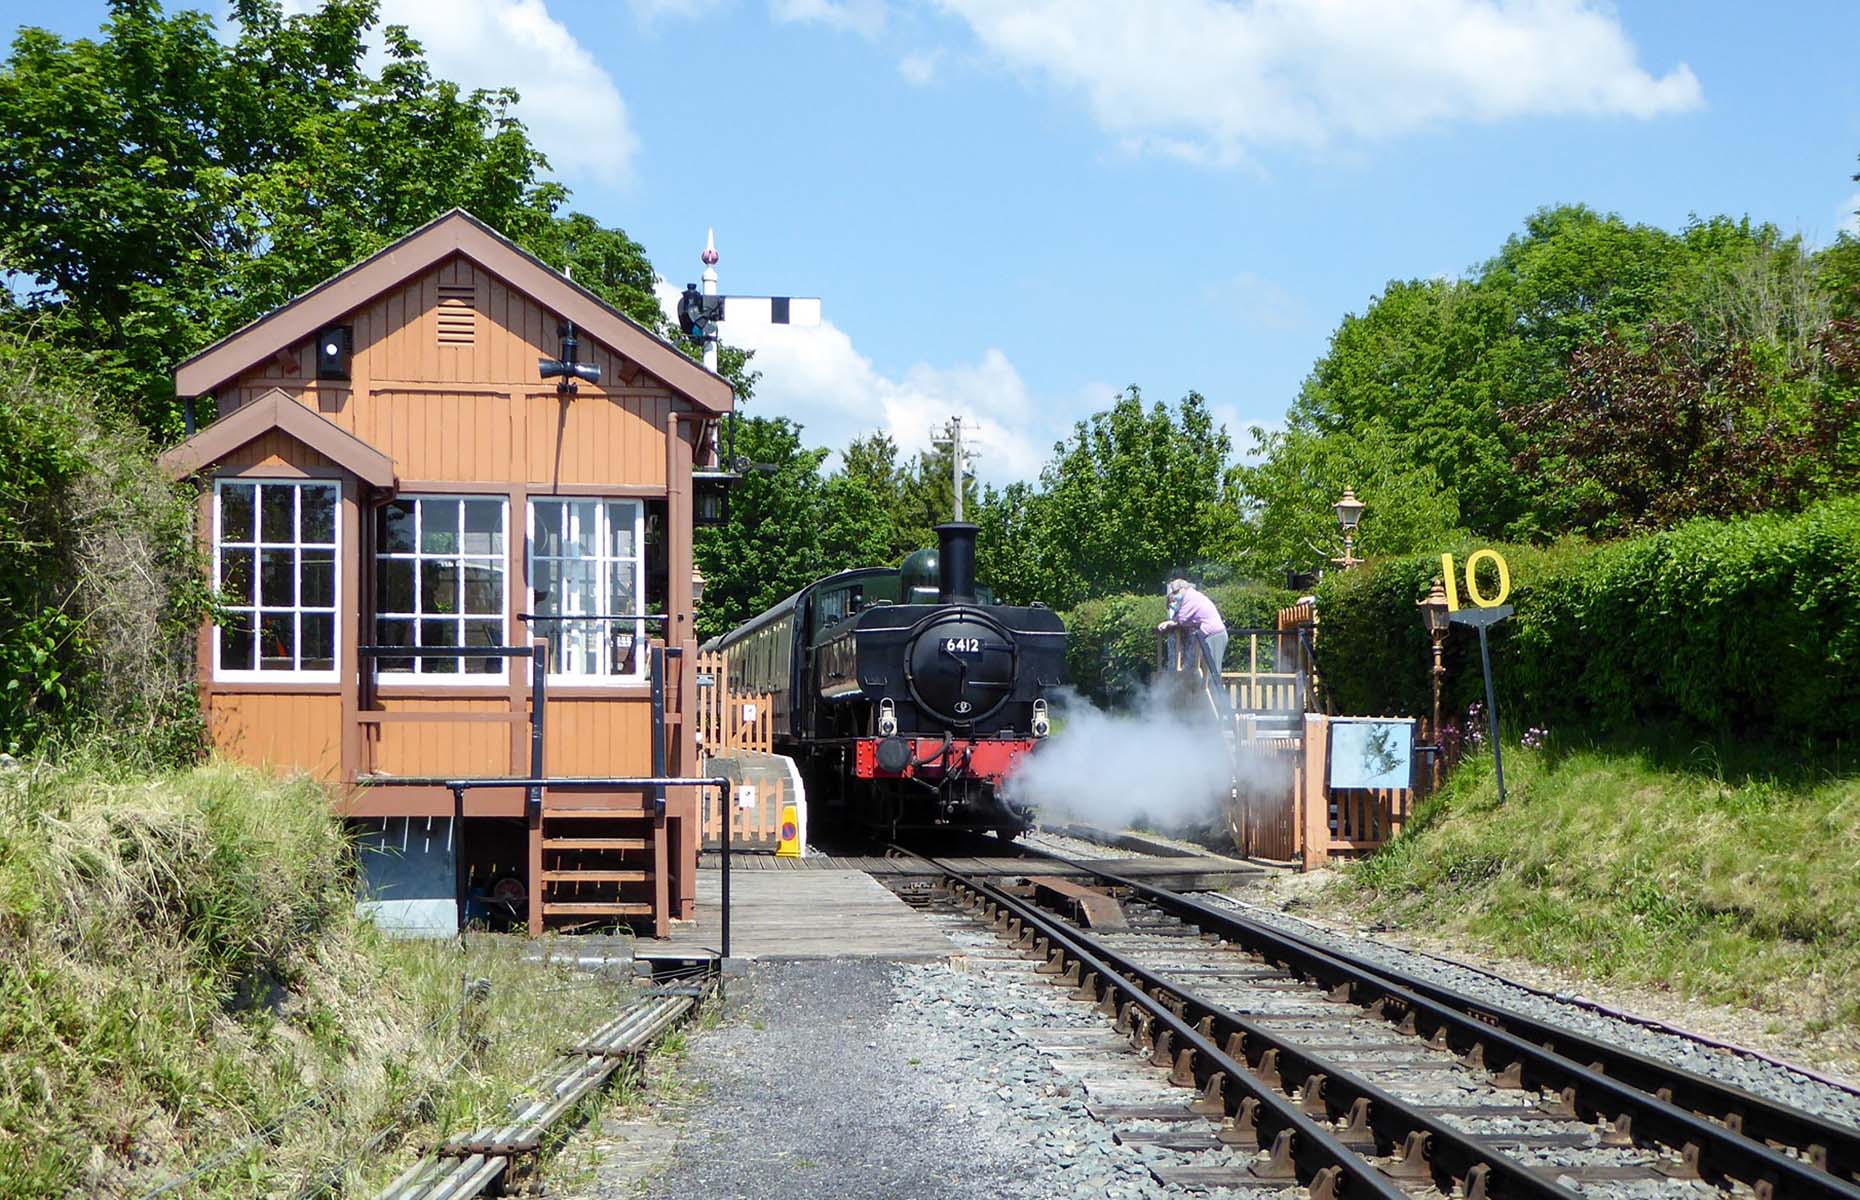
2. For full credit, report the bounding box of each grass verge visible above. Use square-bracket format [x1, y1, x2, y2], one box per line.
[0, 755, 634, 1199]
[1332, 742, 1860, 1051]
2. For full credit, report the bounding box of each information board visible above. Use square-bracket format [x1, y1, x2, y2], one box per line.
[1328, 718, 1416, 791]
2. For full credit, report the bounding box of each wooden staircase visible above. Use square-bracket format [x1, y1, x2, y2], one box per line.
[538, 804, 667, 935]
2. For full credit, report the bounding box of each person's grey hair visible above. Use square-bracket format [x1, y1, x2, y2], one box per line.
[1166, 578, 1191, 595]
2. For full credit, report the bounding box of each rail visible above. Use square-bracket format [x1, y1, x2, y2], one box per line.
[995, 843, 1860, 1198]
[374, 981, 711, 1200]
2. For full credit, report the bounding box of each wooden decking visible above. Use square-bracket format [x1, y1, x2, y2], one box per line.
[653, 868, 958, 962]
[695, 850, 1261, 891]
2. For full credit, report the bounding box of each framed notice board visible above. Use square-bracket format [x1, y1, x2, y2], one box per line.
[1328, 718, 1416, 791]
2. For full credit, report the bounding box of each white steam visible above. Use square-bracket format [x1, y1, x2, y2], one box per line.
[1006, 685, 1282, 835]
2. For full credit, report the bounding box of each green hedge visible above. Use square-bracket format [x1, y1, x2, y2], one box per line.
[1312, 499, 1860, 742]
[1062, 582, 1295, 706]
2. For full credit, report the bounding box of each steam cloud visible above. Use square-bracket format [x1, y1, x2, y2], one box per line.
[1005, 685, 1291, 836]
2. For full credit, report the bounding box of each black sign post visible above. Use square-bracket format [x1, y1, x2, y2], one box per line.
[1448, 603, 1513, 803]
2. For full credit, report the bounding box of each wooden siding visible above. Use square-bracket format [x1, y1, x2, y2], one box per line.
[525, 391, 669, 487]
[543, 698, 653, 777]
[357, 389, 517, 481]
[363, 697, 515, 779]
[219, 254, 677, 487]
[207, 693, 343, 779]
[216, 429, 337, 473]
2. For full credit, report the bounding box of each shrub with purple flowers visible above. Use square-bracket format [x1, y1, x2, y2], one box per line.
[1462, 702, 1486, 748]
[1520, 726, 1550, 749]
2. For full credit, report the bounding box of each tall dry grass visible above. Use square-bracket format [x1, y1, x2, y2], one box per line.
[0, 757, 630, 1198]
[0, 346, 206, 763]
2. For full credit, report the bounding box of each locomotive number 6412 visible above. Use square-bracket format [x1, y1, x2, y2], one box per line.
[941, 637, 983, 654]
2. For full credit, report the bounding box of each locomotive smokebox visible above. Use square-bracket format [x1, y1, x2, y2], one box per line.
[935, 522, 979, 604]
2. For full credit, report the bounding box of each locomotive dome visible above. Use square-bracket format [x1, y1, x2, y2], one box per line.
[899, 546, 939, 600]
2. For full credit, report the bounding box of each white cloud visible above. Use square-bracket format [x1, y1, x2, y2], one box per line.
[898, 48, 943, 85]
[269, 0, 638, 186]
[935, 0, 1702, 165]
[627, 0, 722, 20]
[656, 281, 1050, 483]
[770, 0, 888, 38]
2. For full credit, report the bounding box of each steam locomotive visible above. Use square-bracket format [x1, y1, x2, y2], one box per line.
[705, 523, 1067, 836]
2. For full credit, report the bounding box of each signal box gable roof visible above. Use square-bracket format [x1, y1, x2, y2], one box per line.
[158, 387, 397, 486]
[173, 208, 732, 413]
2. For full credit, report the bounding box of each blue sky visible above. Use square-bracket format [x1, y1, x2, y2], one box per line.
[8, 0, 1859, 483]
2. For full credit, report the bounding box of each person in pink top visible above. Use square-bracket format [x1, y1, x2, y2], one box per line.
[1158, 578, 1227, 669]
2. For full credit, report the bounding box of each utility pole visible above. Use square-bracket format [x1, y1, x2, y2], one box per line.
[931, 416, 975, 521]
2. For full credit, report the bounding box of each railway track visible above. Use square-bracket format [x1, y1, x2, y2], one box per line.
[375, 981, 708, 1200]
[899, 845, 1860, 1199]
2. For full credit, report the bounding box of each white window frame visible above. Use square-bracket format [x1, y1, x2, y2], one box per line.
[212, 479, 341, 684]
[373, 494, 510, 684]
[526, 498, 648, 683]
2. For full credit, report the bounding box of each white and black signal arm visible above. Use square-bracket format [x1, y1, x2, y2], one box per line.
[677, 284, 821, 343]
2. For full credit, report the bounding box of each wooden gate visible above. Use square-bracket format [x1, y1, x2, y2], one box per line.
[693, 650, 786, 846]
[693, 651, 773, 757]
[1291, 714, 1430, 869]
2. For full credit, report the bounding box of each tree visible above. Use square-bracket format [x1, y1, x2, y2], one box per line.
[820, 433, 907, 571]
[973, 481, 1048, 606]
[528, 211, 663, 329]
[691, 417, 829, 641]
[1231, 422, 1462, 579]
[1512, 322, 1849, 535]
[1023, 387, 1240, 608]
[1290, 205, 1827, 540]
[0, 0, 567, 434]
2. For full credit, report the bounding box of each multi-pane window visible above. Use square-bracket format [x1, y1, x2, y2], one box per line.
[215, 481, 338, 680]
[529, 499, 645, 680]
[375, 497, 506, 677]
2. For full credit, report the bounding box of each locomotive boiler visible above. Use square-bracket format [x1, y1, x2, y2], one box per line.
[706, 522, 1066, 836]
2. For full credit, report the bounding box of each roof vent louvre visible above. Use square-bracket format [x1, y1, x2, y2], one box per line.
[436, 285, 476, 345]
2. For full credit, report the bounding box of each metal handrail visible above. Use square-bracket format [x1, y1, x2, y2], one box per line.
[443, 775, 735, 957]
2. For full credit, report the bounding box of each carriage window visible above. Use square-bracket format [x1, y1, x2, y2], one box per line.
[375, 496, 507, 678]
[215, 481, 339, 680]
[529, 498, 646, 680]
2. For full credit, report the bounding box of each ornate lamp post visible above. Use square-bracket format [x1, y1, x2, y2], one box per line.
[1417, 578, 1451, 787]
[1332, 488, 1366, 569]
[692, 566, 707, 610]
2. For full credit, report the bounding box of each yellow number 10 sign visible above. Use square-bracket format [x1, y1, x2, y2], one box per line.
[1440, 549, 1511, 611]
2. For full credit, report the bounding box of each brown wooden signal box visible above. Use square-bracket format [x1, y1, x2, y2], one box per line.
[158, 209, 734, 937]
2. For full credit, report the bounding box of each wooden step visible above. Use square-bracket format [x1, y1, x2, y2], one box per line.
[541, 870, 649, 883]
[543, 837, 650, 850]
[543, 901, 653, 916]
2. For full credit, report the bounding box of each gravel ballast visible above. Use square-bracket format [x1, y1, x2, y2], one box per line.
[626, 926, 1290, 1198]
[1196, 890, 1860, 1133]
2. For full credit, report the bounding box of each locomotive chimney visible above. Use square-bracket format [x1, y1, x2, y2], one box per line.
[935, 522, 978, 604]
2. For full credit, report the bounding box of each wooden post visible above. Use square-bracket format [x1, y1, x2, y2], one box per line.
[1300, 713, 1330, 872]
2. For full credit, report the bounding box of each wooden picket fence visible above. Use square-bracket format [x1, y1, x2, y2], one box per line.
[693, 651, 784, 846]
[1224, 709, 1428, 868]
[1227, 733, 1304, 862]
[1282, 713, 1431, 869]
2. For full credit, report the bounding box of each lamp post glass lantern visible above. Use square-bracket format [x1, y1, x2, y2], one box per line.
[1418, 579, 1450, 785]
[1332, 488, 1366, 569]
